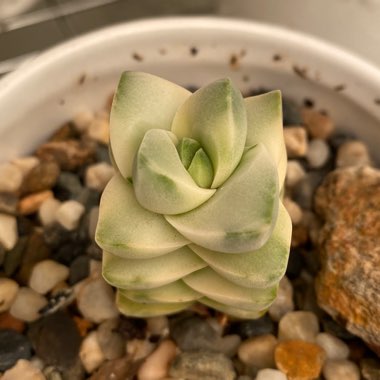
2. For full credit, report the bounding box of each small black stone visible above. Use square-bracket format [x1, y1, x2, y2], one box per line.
[0, 329, 32, 371]
[228, 314, 274, 339]
[54, 172, 83, 201]
[95, 145, 111, 164]
[69, 256, 90, 285]
[283, 97, 303, 126]
[75, 188, 101, 211]
[321, 315, 357, 340]
[286, 249, 304, 279]
[117, 316, 147, 340]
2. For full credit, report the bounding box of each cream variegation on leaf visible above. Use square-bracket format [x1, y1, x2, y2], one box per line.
[96, 71, 292, 318]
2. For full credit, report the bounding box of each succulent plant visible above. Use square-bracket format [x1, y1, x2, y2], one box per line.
[95, 71, 292, 319]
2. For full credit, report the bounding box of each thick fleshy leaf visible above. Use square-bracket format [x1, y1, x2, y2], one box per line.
[184, 267, 277, 311]
[187, 148, 214, 188]
[133, 129, 216, 215]
[171, 78, 247, 188]
[117, 291, 193, 317]
[102, 247, 207, 290]
[165, 143, 279, 253]
[95, 174, 189, 259]
[245, 91, 287, 187]
[190, 202, 292, 288]
[119, 280, 202, 304]
[201, 298, 267, 319]
[177, 137, 201, 169]
[110, 71, 191, 178]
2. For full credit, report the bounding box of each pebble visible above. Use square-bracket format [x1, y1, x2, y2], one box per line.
[73, 110, 94, 132]
[169, 351, 235, 380]
[315, 332, 349, 360]
[283, 98, 303, 125]
[323, 359, 360, 380]
[11, 156, 40, 176]
[255, 369, 287, 380]
[278, 311, 319, 342]
[283, 197, 303, 225]
[170, 315, 221, 352]
[232, 315, 274, 340]
[268, 276, 295, 321]
[0, 163, 23, 193]
[38, 198, 61, 226]
[126, 339, 155, 361]
[336, 140, 371, 168]
[238, 334, 277, 369]
[360, 358, 380, 380]
[87, 118, 110, 145]
[55, 172, 83, 201]
[0, 278, 19, 313]
[306, 138, 330, 168]
[286, 160, 306, 188]
[88, 207, 99, 240]
[79, 331, 105, 373]
[28, 311, 82, 376]
[0, 213, 18, 250]
[68, 255, 90, 285]
[138, 340, 177, 380]
[0, 312, 25, 333]
[275, 340, 325, 380]
[89, 356, 138, 380]
[43, 366, 63, 380]
[0, 192, 18, 214]
[292, 172, 324, 209]
[10, 287, 47, 322]
[146, 316, 169, 337]
[97, 318, 125, 360]
[76, 277, 119, 323]
[18, 190, 53, 215]
[0, 330, 32, 371]
[218, 334, 242, 357]
[284, 127, 308, 157]
[55, 200, 85, 230]
[29, 260, 69, 294]
[1, 359, 45, 380]
[302, 108, 335, 139]
[85, 162, 114, 192]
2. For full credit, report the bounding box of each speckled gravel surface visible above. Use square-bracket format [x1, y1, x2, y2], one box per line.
[0, 90, 379, 380]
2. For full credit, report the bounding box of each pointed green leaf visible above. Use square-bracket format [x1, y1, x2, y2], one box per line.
[184, 267, 277, 311]
[117, 291, 193, 317]
[165, 144, 279, 253]
[200, 298, 267, 319]
[245, 91, 287, 187]
[187, 148, 214, 188]
[177, 137, 201, 169]
[190, 201, 292, 288]
[95, 174, 189, 259]
[133, 129, 215, 215]
[119, 280, 202, 304]
[102, 247, 207, 290]
[171, 78, 247, 188]
[110, 71, 191, 178]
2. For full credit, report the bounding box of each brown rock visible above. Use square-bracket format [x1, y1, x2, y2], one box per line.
[315, 166, 380, 356]
[21, 161, 60, 195]
[18, 190, 53, 215]
[0, 192, 18, 214]
[0, 311, 25, 333]
[301, 108, 335, 139]
[275, 340, 325, 380]
[36, 139, 95, 171]
[49, 123, 80, 142]
[89, 356, 139, 380]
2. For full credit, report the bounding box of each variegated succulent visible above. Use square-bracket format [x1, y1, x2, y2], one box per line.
[95, 71, 292, 319]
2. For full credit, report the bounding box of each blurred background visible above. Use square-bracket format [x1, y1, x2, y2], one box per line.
[1, 0, 380, 77]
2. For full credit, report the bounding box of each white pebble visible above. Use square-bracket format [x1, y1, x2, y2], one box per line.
[336, 140, 371, 168]
[283, 197, 303, 225]
[56, 200, 85, 230]
[73, 110, 94, 132]
[38, 198, 61, 226]
[278, 311, 319, 342]
[29, 260, 69, 294]
[0, 213, 18, 250]
[10, 287, 47, 322]
[269, 276, 294, 322]
[87, 118, 110, 144]
[0, 162, 23, 193]
[127, 339, 155, 361]
[238, 334, 277, 369]
[1, 359, 45, 380]
[12, 156, 40, 177]
[77, 277, 119, 323]
[146, 316, 169, 337]
[323, 359, 360, 380]
[284, 127, 308, 158]
[85, 162, 114, 192]
[0, 278, 19, 313]
[79, 331, 105, 373]
[138, 340, 177, 380]
[316, 333, 349, 360]
[255, 368, 287, 380]
[286, 160, 306, 187]
[306, 138, 330, 168]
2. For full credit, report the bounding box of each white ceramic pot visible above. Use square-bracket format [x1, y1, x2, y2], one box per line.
[1, 17, 380, 162]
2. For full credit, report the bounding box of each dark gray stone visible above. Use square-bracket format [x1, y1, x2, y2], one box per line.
[54, 172, 83, 201]
[231, 314, 274, 340]
[0, 329, 32, 371]
[69, 255, 90, 285]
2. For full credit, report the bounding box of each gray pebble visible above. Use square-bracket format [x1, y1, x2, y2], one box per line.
[0, 330, 32, 371]
[97, 318, 125, 360]
[268, 276, 294, 322]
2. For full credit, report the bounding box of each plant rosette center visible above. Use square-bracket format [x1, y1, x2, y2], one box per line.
[95, 71, 292, 319]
